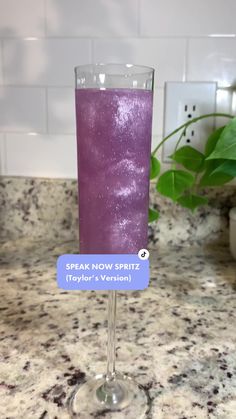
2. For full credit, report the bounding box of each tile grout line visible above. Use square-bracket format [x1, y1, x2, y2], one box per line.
[0, 131, 76, 135]
[0, 35, 232, 41]
[45, 87, 49, 134]
[184, 38, 189, 82]
[1, 84, 74, 88]
[0, 84, 166, 90]
[91, 38, 94, 63]
[2, 133, 7, 175]
[0, 38, 4, 84]
[137, 0, 141, 37]
[44, 0, 48, 37]
[0, 39, 7, 175]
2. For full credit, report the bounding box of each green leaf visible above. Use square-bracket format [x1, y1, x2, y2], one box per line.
[156, 170, 195, 201]
[199, 167, 233, 186]
[212, 160, 236, 177]
[150, 155, 161, 179]
[207, 117, 236, 160]
[148, 208, 159, 223]
[205, 126, 225, 157]
[205, 158, 224, 171]
[199, 157, 234, 187]
[177, 194, 208, 211]
[170, 145, 205, 172]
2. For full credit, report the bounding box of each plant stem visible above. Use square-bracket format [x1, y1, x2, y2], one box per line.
[171, 128, 186, 170]
[174, 128, 186, 154]
[106, 290, 117, 381]
[193, 172, 199, 193]
[152, 113, 234, 156]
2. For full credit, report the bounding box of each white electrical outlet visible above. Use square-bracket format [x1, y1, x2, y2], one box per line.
[163, 82, 217, 162]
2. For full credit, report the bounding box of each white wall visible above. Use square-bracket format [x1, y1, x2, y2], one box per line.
[0, 0, 235, 178]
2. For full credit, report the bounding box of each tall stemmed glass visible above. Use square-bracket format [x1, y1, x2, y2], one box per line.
[70, 64, 154, 418]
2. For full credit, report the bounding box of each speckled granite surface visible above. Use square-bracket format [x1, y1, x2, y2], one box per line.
[0, 238, 236, 419]
[1, 177, 236, 246]
[0, 176, 236, 418]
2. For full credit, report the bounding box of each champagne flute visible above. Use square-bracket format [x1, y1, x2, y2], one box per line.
[70, 63, 154, 418]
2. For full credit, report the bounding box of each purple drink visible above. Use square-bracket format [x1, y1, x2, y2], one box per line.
[75, 88, 153, 254]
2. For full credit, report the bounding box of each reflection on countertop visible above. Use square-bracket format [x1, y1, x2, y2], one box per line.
[0, 238, 236, 418]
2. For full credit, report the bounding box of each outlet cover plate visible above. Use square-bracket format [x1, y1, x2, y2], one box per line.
[163, 81, 217, 162]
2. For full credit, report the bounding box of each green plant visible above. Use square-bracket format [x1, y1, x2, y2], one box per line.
[149, 113, 236, 222]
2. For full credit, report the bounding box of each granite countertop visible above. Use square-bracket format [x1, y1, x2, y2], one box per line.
[1, 238, 236, 419]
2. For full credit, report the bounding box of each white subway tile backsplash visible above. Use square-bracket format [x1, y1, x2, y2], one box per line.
[140, 0, 236, 37]
[5, 134, 77, 178]
[0, 87, 46, 132]
[215, 88, 234, 129]
[48, 88, 75, 134]
[151, 135, 160, 153]
[152, 135, 172, 173]
[0, 0, 235, 179]
[3, 39, 91, 86]
[0, 0, 45, 38]
[188, 38, 236, 88]
[0, 133, 5, 174]
[94, 38, 186, 87]
[0, 42, 3, 84]
[152, 89, 164, 136]
[151, 135, 163, 157]
[46, 0, 138, 37]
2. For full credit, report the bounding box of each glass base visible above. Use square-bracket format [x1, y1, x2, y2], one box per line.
[69, 372, 150, 418]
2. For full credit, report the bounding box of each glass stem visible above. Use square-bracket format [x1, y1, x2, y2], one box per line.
[106, 290, 117, 382]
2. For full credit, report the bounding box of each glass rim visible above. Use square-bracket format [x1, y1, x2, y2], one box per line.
[74, 63, 155, 76]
